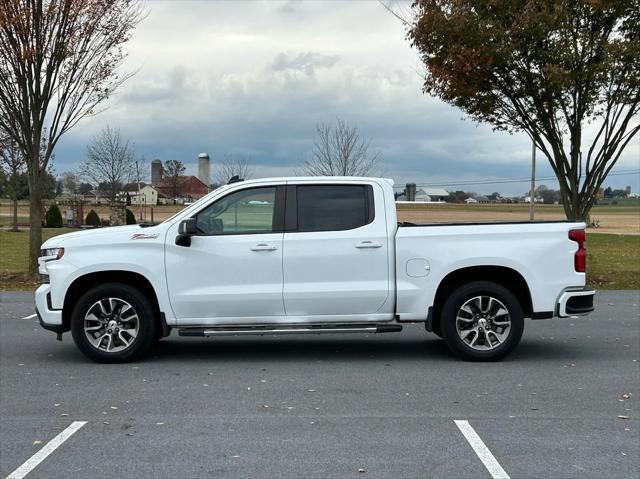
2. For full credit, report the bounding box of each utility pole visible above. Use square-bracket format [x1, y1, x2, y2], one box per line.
[135, 159, 143, 222]
[529, 139, 536, 221]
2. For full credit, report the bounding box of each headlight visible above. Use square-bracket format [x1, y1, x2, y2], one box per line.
[40, 247, 65, 260]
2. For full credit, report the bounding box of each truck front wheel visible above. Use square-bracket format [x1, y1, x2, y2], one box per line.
[441, 281, 524, 361]
[70, 283, 157, 363]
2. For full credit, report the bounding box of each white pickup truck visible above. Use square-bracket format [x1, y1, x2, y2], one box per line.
[36, 176, 594, 362]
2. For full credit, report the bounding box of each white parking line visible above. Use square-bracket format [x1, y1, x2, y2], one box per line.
[21, 314, 37, 320]
[6, 421, 87, 479]
[454, 420, 510, 479]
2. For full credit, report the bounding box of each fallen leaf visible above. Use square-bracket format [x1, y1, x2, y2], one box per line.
[103, 421, 110, 425]
[621, 393, 631, 400]
[358, 468, 366, 473]
[617, 415, 630, 420]
[307, 389, 316, 393]
[110, 406, 118, 410]
[33, 440, 42, 445]
[60, 413, 69, 417]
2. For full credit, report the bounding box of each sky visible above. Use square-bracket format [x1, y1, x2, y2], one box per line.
[52, 0, 640, 196]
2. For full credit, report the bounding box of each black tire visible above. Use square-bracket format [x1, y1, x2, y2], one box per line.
[440, 281, 524, 361]
[70, 283, 157, 363]
[431, 326, 443, 338]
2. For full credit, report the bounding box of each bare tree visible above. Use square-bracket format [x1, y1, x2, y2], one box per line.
[214, 155, 254, 185]
[0, 129, 24, 232]
[81, 126, 136, 224]
[163, 160, 186, 204]
[301, 118, 382, 176]
[0, 0, 144, 274]
[60, 171, 78, 195]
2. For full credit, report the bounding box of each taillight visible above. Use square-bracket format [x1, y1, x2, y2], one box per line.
[569, 229, 586, 272]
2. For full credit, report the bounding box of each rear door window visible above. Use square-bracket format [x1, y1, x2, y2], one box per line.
[295, 185, 374, 232]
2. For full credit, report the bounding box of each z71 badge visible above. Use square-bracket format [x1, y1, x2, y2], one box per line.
[131, 233, 159, 240]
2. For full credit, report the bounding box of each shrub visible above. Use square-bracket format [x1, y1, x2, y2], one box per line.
[85, 209, 101, 227]
[45, 204, 63, 228]
[126, 208, 136, 225]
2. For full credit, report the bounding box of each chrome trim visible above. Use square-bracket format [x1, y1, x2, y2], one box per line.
[557, 289, 595, 317]
[200, 326, 378, 336]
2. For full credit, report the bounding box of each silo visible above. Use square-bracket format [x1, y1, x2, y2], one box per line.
[198, 152, 210, 187]
[406, 183, 416, 202]
[151, 159, 163, 185]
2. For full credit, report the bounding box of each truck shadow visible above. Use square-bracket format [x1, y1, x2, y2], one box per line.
[146, 336, 584, 363]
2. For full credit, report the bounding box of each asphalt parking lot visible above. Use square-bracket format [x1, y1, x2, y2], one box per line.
[1, 290, 638, 479]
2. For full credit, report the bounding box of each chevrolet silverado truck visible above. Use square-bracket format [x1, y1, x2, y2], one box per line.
[36, 177, 595, 362]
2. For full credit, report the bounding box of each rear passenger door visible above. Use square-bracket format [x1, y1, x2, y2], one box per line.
[282, 182, 391, 319]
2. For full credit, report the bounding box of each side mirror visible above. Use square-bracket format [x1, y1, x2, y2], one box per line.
[176, 218, 197, 247]
[178, 218, 197, 235]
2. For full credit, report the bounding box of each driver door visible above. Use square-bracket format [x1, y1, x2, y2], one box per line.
[165, 184, 286, 325]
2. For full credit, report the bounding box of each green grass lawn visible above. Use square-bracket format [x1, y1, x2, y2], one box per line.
[587, 233, 640, 290]
[0, 228, 637, 291]
[0, 215, 30, 226]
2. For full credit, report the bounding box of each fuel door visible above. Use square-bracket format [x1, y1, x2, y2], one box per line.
[406, 258, 430, 278]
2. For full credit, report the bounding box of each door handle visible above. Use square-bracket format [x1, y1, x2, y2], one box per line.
[251, 243, 277, 251]
[355, 241, 382, 249]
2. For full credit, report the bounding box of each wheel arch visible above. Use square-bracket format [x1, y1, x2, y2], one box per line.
[62, 270, 166, 336]
[429, 266, 533, 333]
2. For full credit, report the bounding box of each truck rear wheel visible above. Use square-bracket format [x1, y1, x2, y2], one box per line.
[70, 283, 156, 363]
[441, 281, 523, 361]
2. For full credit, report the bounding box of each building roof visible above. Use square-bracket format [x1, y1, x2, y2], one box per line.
[422, 188, 449, 197]
[154, 175, 209, 198]
[122, 182, 150, 192]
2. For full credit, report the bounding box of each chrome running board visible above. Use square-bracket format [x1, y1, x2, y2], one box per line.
[178, 323, 402, 337]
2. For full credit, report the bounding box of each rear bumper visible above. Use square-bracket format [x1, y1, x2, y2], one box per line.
[35, 284, 65, 333]
[556, 287, 595, 317]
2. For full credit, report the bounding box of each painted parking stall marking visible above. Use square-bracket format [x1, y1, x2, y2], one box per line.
[6, 421, 87, 479]
[454, 420, 510, 479]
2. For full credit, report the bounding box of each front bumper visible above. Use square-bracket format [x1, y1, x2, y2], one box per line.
[35, 284, 65, 333]
[556, 287, 595, 317]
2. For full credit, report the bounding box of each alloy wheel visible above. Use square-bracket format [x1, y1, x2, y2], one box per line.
[83, 297, 140, 353]
[455, 295, 511, 351]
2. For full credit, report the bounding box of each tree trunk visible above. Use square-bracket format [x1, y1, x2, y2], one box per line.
[11, 197, 18, 232]
[559, 183, 589, 222]
[28, 176, 42, 276]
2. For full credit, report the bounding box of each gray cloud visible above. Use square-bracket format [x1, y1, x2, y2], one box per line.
[270, 52, 340, 77]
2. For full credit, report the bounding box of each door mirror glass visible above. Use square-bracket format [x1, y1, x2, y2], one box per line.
[178, 218, 197, 235]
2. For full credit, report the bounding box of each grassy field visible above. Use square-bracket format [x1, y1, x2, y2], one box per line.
[0, 227, 637, 291]
[0, 228, 75, 290]
[396, 202, 639, 235]
[587, 233, 640, 290]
